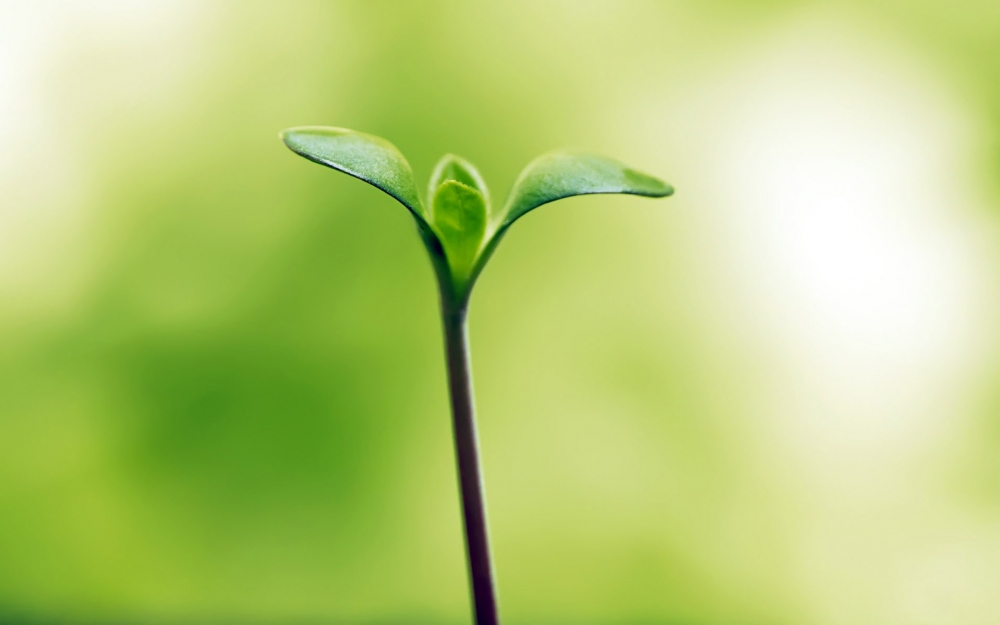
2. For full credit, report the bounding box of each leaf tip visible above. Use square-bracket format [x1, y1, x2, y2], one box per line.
[620, 166, 674, 198]
[279, 125, 355, 150]
[650, 179, 676, 198]
[279, 126, 310, 153]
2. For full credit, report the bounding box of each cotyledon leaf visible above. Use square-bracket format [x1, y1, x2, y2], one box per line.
[280, 126, 426, 223]
[432, 180, 488, 287]
[499, 151, 673, 229]
[279, 129, 674, 304]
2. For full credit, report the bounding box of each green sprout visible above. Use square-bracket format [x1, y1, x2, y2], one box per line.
[281, 126, 673, 625]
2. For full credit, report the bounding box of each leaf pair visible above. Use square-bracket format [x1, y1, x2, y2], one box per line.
[280, 127, 673, 306]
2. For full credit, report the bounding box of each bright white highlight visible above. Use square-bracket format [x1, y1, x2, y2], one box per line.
[677, 14, 1000, 625]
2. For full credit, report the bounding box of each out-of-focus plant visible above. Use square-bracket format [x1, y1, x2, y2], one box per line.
[280, 126, 673, 625]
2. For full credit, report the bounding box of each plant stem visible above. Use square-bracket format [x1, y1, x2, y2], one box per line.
[442, 302, 500, 625]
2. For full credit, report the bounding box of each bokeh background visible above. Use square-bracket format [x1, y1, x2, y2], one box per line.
[2, 2, 1000, 624]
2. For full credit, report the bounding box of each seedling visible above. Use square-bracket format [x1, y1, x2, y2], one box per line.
[281, 127, 673, 625]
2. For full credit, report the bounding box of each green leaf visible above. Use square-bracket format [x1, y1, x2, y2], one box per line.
[432, 180, 488, 287]
[278, 129, 674, 307]
[429, 154, 491, 210]
[280, 126, 425, 222]
[500, 151, 673, 228]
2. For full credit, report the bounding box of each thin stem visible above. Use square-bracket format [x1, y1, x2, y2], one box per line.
[442, 302, 500, 625]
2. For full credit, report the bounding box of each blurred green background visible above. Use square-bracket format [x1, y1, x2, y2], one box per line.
[2, 2, 1000, 624]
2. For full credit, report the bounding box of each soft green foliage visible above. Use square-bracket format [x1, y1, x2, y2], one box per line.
[6, 4, 1000, 624]
[281, 127, 425, 221]
[281, 127, 673, 305]
[282, 127, 673, 625]
[427, 154, 491, 289]
[430, 153, 491, 205]
[501, 152, 674, 228]
[432, 180, 488, 287]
